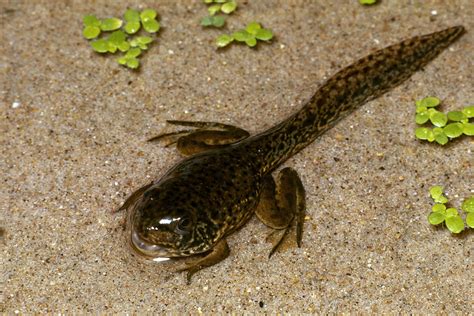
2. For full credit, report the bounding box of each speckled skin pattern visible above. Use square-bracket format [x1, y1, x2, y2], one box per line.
[125, 26, 465, 259]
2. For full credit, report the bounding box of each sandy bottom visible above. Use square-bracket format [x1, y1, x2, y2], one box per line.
[2, 0, 473, 313]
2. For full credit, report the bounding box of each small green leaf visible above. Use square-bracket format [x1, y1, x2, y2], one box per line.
[201, 15, 226, 27]
[415, 112, 429, 124]
[137, 36, 153, 44]
[428, 212, 446, 225]
[140, 9, 157, 21]
[100, 18, 123, 31]
[246, 22, 261, 35]
[124, 9, 140, 22]
[83, 15, 101, 27]
[463, 122, 474, 136]
[429, 111, 448, 127]
[416, 105, 427, 114]
[445, 208, 458, 217]
[221, 1, 237, 14]
[429, 186, 444, 199]
[435, 195, 448, 204]
[91, 39, 109, 53]
[107, 41, 117, 53]
[108, 30, 126, 44]
[443, 123, 464, 138]
[83, 26, 101, 39]
[208, 4, 221, 15]
[466, 212, 474, 228]
[126, 57, 140, 69]
[201, 16, 213, 26]
[434, 132, 448, 145]
[415, 127, 430, 140]
[216, 34, 233, 47]
[143, 19, 160, 33]
[255, 28, 273, 41]
[213, 16, 226, 27]
[421, 96, 440, 108]
[462, 105, 474, 118]
[245, 37, 257, 47]
[445, 215, 464, 234]
[117, 56, 128, 65]
[432, 203, 446, 213]
[359, 0, 377, 4]
[462, 196, 474, 213]
[447, 111, 467, 122]
[117, 41, 131, 52]
[126, 47, 141, 58]
[124, 21, 141, 34]
[204, 0, 214, 3]
[232, 30, 253, 42]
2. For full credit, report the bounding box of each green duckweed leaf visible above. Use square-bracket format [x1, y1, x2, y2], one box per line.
[415, 127, 430, 140]
[91, 39, 109, 53]
[246, 22, 262, 35]
[83, 15, 101, 27]
[232, 30, 253, 42]
[416, 105, 427, 114]
[124, 9, 140, 22]
[108, 30, 126, 44]
[83, 26, 101, 39]
[245, 37, 257, 47]
[255, 28, 273, 41]
[463, 122, 474, 136]
[445, 207, 458, 217]
[432, 203, 446, 213]
[208, 4, 221, 15]
[443, 123, 464, 138]
[445, 215, 464, 234]
[100, 18, 123, 31]
[466, 212, 474, 228]
[429, 186, 444, 199]
[124, 21, 141, 34]
[201, 16, 225, 27]
[435, 195, 449, 204]
[430, 111, 448, 127]
[126, 57, 139, 69]
[428, 212, 445, 225]
[204, 0, 214, 3]
[143, 19, 160, 33]
[447, 111, 467, 122]
[117, 41, 130, 52]
[415, 112, 429, 124]
[434, 132, 448, 145]
[421, 96, 440, 108]
[140, 9, 157, 21]
[126, 47, 141, 58]
[221, 1, 237, 14]
[462, 105, 474, 118]
[359, 0, 377, 4]
[216, 34, 233, 47]
[462, 196, 474, 213]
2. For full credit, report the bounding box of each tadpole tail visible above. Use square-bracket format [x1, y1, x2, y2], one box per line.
[257, 25, 466, 172]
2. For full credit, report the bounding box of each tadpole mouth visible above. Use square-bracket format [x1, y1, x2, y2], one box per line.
[130, 230, 170, 259]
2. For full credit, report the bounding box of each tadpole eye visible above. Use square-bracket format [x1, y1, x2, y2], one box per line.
[176, 216, 192, 233]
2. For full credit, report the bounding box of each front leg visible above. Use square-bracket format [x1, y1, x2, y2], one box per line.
[255, 167, 306, 257]
[148, 120, 250, 156]
[177, 238, 230, 284]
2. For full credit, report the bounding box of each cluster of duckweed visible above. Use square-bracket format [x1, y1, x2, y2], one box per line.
[415, 97, 474, 145]
[201, 0, 237, 27]
[199, 0, 273, 48]
[83, 8, 160, 69]
[427, 186, 474, 233]
[216, 22, 273, 48]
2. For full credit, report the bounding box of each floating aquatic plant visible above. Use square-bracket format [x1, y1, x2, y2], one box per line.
[83, 8, 160, 69]
[216, 22, 273, 48]
[414, 97, 473, 145]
